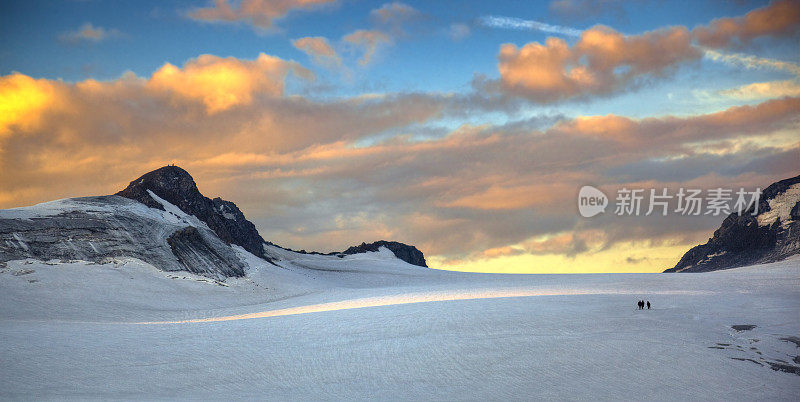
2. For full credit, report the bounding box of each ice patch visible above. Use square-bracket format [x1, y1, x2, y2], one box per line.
[11, 233, 29, 251]
[145, 189, 209, 229]
[757, 183, 800, 227]
[217, 205, 236, 220]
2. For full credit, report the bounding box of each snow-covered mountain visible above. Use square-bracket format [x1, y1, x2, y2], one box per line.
[665, 173, 800, 273]
[0, 166, 428, 279]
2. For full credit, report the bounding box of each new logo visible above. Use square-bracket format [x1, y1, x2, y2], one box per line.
[578, 185, 608, 217]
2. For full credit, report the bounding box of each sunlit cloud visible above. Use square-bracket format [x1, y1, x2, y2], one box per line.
[718, 79, 800, 100]
[0, 73, 63, 137]
[1, 45, 797, 271]
[292, 36, 343, 69]
[147, 53, 313, 113]
[693, 0, 800, 48]
[188, 0, 336, 31]
[58, 23, 119, 44]
[3, 1, 800, 274]
[370, 1, 422, 35]
[343, 29, 392, 66]
[703, 49, 800, 101]
[495, 25, 699, 102]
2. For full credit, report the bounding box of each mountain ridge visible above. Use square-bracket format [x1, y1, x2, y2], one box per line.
[0, 165, 430, 277]
[665, 173, 800, 273]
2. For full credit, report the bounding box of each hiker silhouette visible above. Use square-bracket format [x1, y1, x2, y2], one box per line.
[647, 301, 651, 309]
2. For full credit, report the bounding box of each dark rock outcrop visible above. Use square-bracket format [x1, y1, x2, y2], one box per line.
[665, 174, 800, 272]
[167, 226, 244, 277]
[117, 166, 267, 260]
[341, 240, 428, 267]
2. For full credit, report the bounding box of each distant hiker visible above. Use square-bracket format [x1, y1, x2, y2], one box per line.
[637, 300, 642, 310]
[647, 301, 651, 310]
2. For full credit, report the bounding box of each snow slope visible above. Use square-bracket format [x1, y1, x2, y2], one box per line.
[1, 252, 798, 400]
[0, 195, 246, 278]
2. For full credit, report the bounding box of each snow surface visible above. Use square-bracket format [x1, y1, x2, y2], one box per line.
[758, 183, 800, 228]
[0, 195, 204, 230]
[1, 250, 799, 400]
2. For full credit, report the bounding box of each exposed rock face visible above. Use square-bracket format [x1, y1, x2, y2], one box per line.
[0, 196, 245, 279]
[117, 166, 267, 260]
[342, 240, 428, 267]
[1, 165, 430, 277]
[167, 226, 244, 277]
[665, 174, 800, 273]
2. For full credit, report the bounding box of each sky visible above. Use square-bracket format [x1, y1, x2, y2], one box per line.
[0, 0, 798, 273]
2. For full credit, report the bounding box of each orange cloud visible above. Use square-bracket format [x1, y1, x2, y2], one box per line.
[370, 2, 420, 24]
[497, 25, 699, 102]
[481, 246, 523, 258]
[550, 96, 800, 149]
[59, 23, 118, 43]
[0, 56, 797, 267]
[369, 2, 421, 36]
[343, 29, 391, 66]
[0, 73, 64, 137]
[443, 183, 572, 210]
[693, 0, 800, 48]
[189, 0, 336, 30]
[292, 36, 342, 68]
[147, 53, 312, 113]
[719, 79, 800, 100]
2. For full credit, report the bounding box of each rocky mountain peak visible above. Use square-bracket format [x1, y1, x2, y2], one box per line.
[117, 165, 268, 260]
[117, 165, 201, 211]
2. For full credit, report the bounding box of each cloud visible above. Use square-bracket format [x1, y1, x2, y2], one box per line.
[59, 23, 118, 43]
[146, 53, 313, 113]
[0, 73, 63, 137]
[295, 3, 419, 70]
[232, 97, 796, 259]
[1, 51, 798, 270]
[292, 36, 342, 69]
[703, 49, 800, 101]
[718, 79, 800, 100]
[703, 49, 800, 76]
[447, 23, 471, 41]
[343, 30, 391, 66]
[693, 0, 800, 48]
[496, 25, 700, 102]
[490, 3, 800, 104]
[0, 53, 452, 208]
[5, 3, 799, 273]
[478, 15, 582, 37]
[188, 0, 336, 30]
[370, 1, 421, 33]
